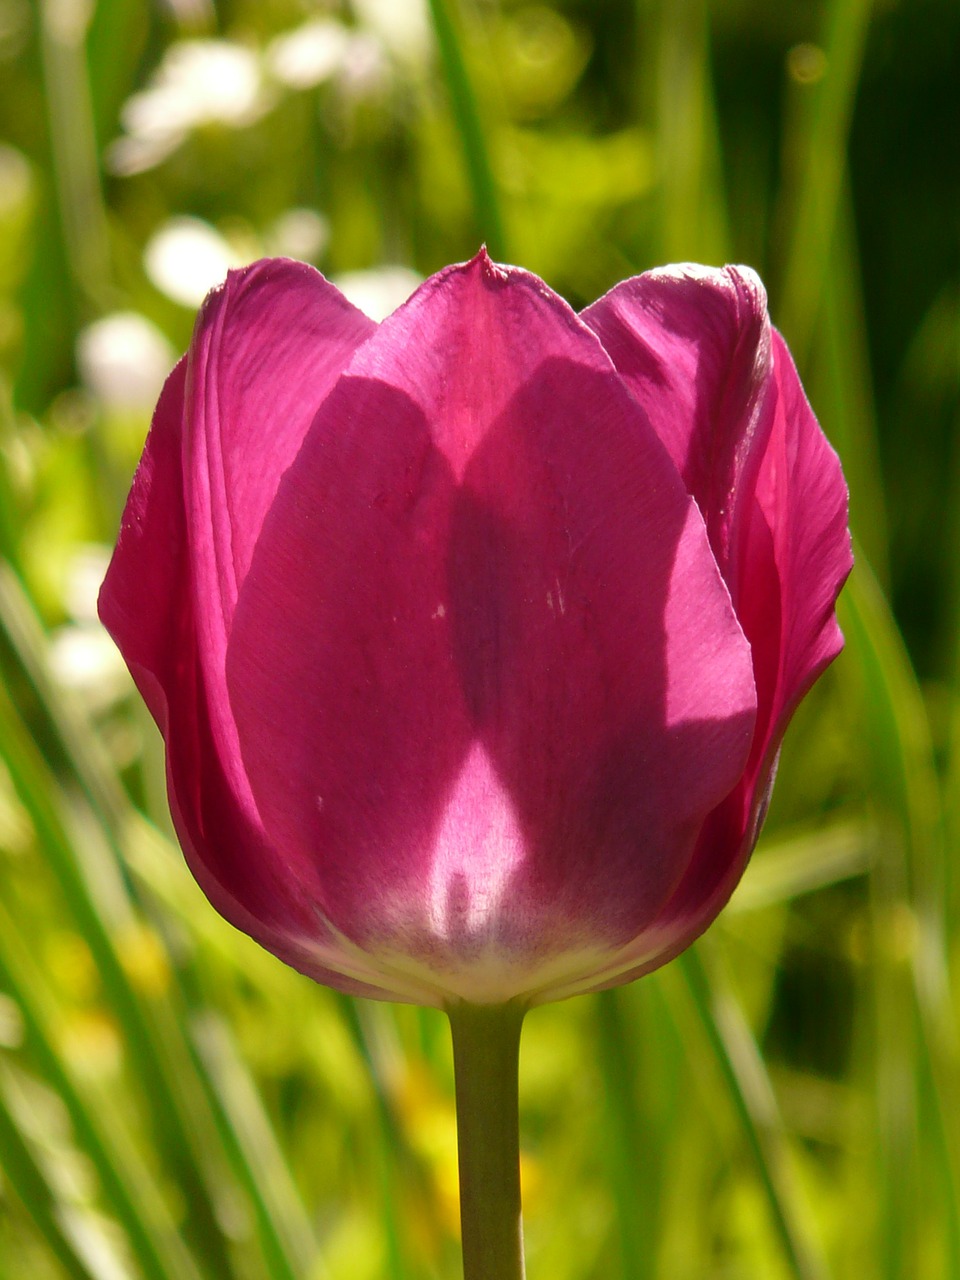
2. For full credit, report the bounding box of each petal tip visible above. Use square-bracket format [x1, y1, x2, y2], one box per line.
[466, 244, 513, 286]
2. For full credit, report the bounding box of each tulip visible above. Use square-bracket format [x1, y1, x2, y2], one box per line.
[100, 250, 850, 1278]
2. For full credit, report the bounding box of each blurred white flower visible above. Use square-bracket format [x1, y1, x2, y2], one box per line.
[62, 544, 113, 625]
[265, 208, 330, 262]
[76, 313, 175, 413]
[144, 216, 248, 308]
[330, 265, 423, 321]
[336, 30, 390, 100]
[51, 545, 130, 713]
[108, 39, 268, 174]
[265, 18, 351, 89]
[353, 0, 431, 64]
[49, 625, 130, 712]
[158, 0, 215, 27]
[266, 17, 391, 102]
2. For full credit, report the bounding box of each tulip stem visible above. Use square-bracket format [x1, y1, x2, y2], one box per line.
[447, 1000, 527, 1280]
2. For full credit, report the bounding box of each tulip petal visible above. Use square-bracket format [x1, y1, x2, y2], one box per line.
[582, 263, 776, 597]
[97, 365, 376, 993]
[184, 260, 375, 797]
[227, 253, 757, 1001]
[583, 265, 850, 762]
[186, 257, 377, 599]
[582, 268, 851, 978]
[98, 360, 190, 733]
[99, 265, 406, 998]
[758, 330, 851, 737]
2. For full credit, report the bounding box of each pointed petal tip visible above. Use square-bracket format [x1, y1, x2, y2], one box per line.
[463, 244, 515, 286]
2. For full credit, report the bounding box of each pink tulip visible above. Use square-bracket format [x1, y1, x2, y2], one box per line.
[100, 250, 851, 1008]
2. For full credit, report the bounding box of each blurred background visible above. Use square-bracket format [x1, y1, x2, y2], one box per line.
[0, 0, 958, 1276]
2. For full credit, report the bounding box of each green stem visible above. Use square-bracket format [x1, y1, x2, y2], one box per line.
[447, 1001, 527, 1280]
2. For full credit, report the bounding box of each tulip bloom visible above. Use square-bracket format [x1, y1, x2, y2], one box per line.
[100, 251, 850, 1011]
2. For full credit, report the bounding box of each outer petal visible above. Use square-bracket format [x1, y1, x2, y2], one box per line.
[226, 252, 758, 1004]
[98, 262, 397, 996]
[583, 265, 851, 763]
[580, 266, 851, 983]
[757, 330, 851, 738]
[582, 263, 776, 598]
[98, 361, 190, 734]
[183, 259, 376, 805]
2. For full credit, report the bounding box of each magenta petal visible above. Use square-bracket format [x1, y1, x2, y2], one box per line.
[98, 361, 190, 732]
[582, 263, 776, 596]
[98, 264, 401, 996]
[617, 338, 852, 979]
[581, 264, 850, 743]
[164, 635, 412, 1002]
[226, 254, 757, 1001]
[184, 261, 374, 717]
[751, 330, 852, 746]
[183, 259, 375, 823]
[97, 364, 364, 989]
[581, 271, 851, 978]
[186, 258, 376, 600]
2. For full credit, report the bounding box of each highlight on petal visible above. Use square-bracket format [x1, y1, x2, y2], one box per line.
[427, 742, 528, 942]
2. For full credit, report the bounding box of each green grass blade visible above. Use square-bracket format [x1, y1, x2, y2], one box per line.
[337, 996, 423, 1280]
[0, 1067, 105, 1280]
[0, 562, 333, 1275]
[594, 989, 654, 1279]
[777, 0, 874, 368]
[804, 185, 889, 580]
[37, 0, 112, 314]
[188, 1012, 321, 1280]
[728, 817, 878, 914]
[840, 562, 960, 1277]
[0, 900, 210, 1280]
[0, 385, 25, 575]
[647, 0, 729, 263]
[0, 677, 240, 1275]
[677, 946, 831, 1280]
[426, 0, 507, 260]
[0, 563, 130, 848]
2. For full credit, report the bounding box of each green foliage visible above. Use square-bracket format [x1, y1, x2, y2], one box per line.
[1, 0, 958, 1276]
